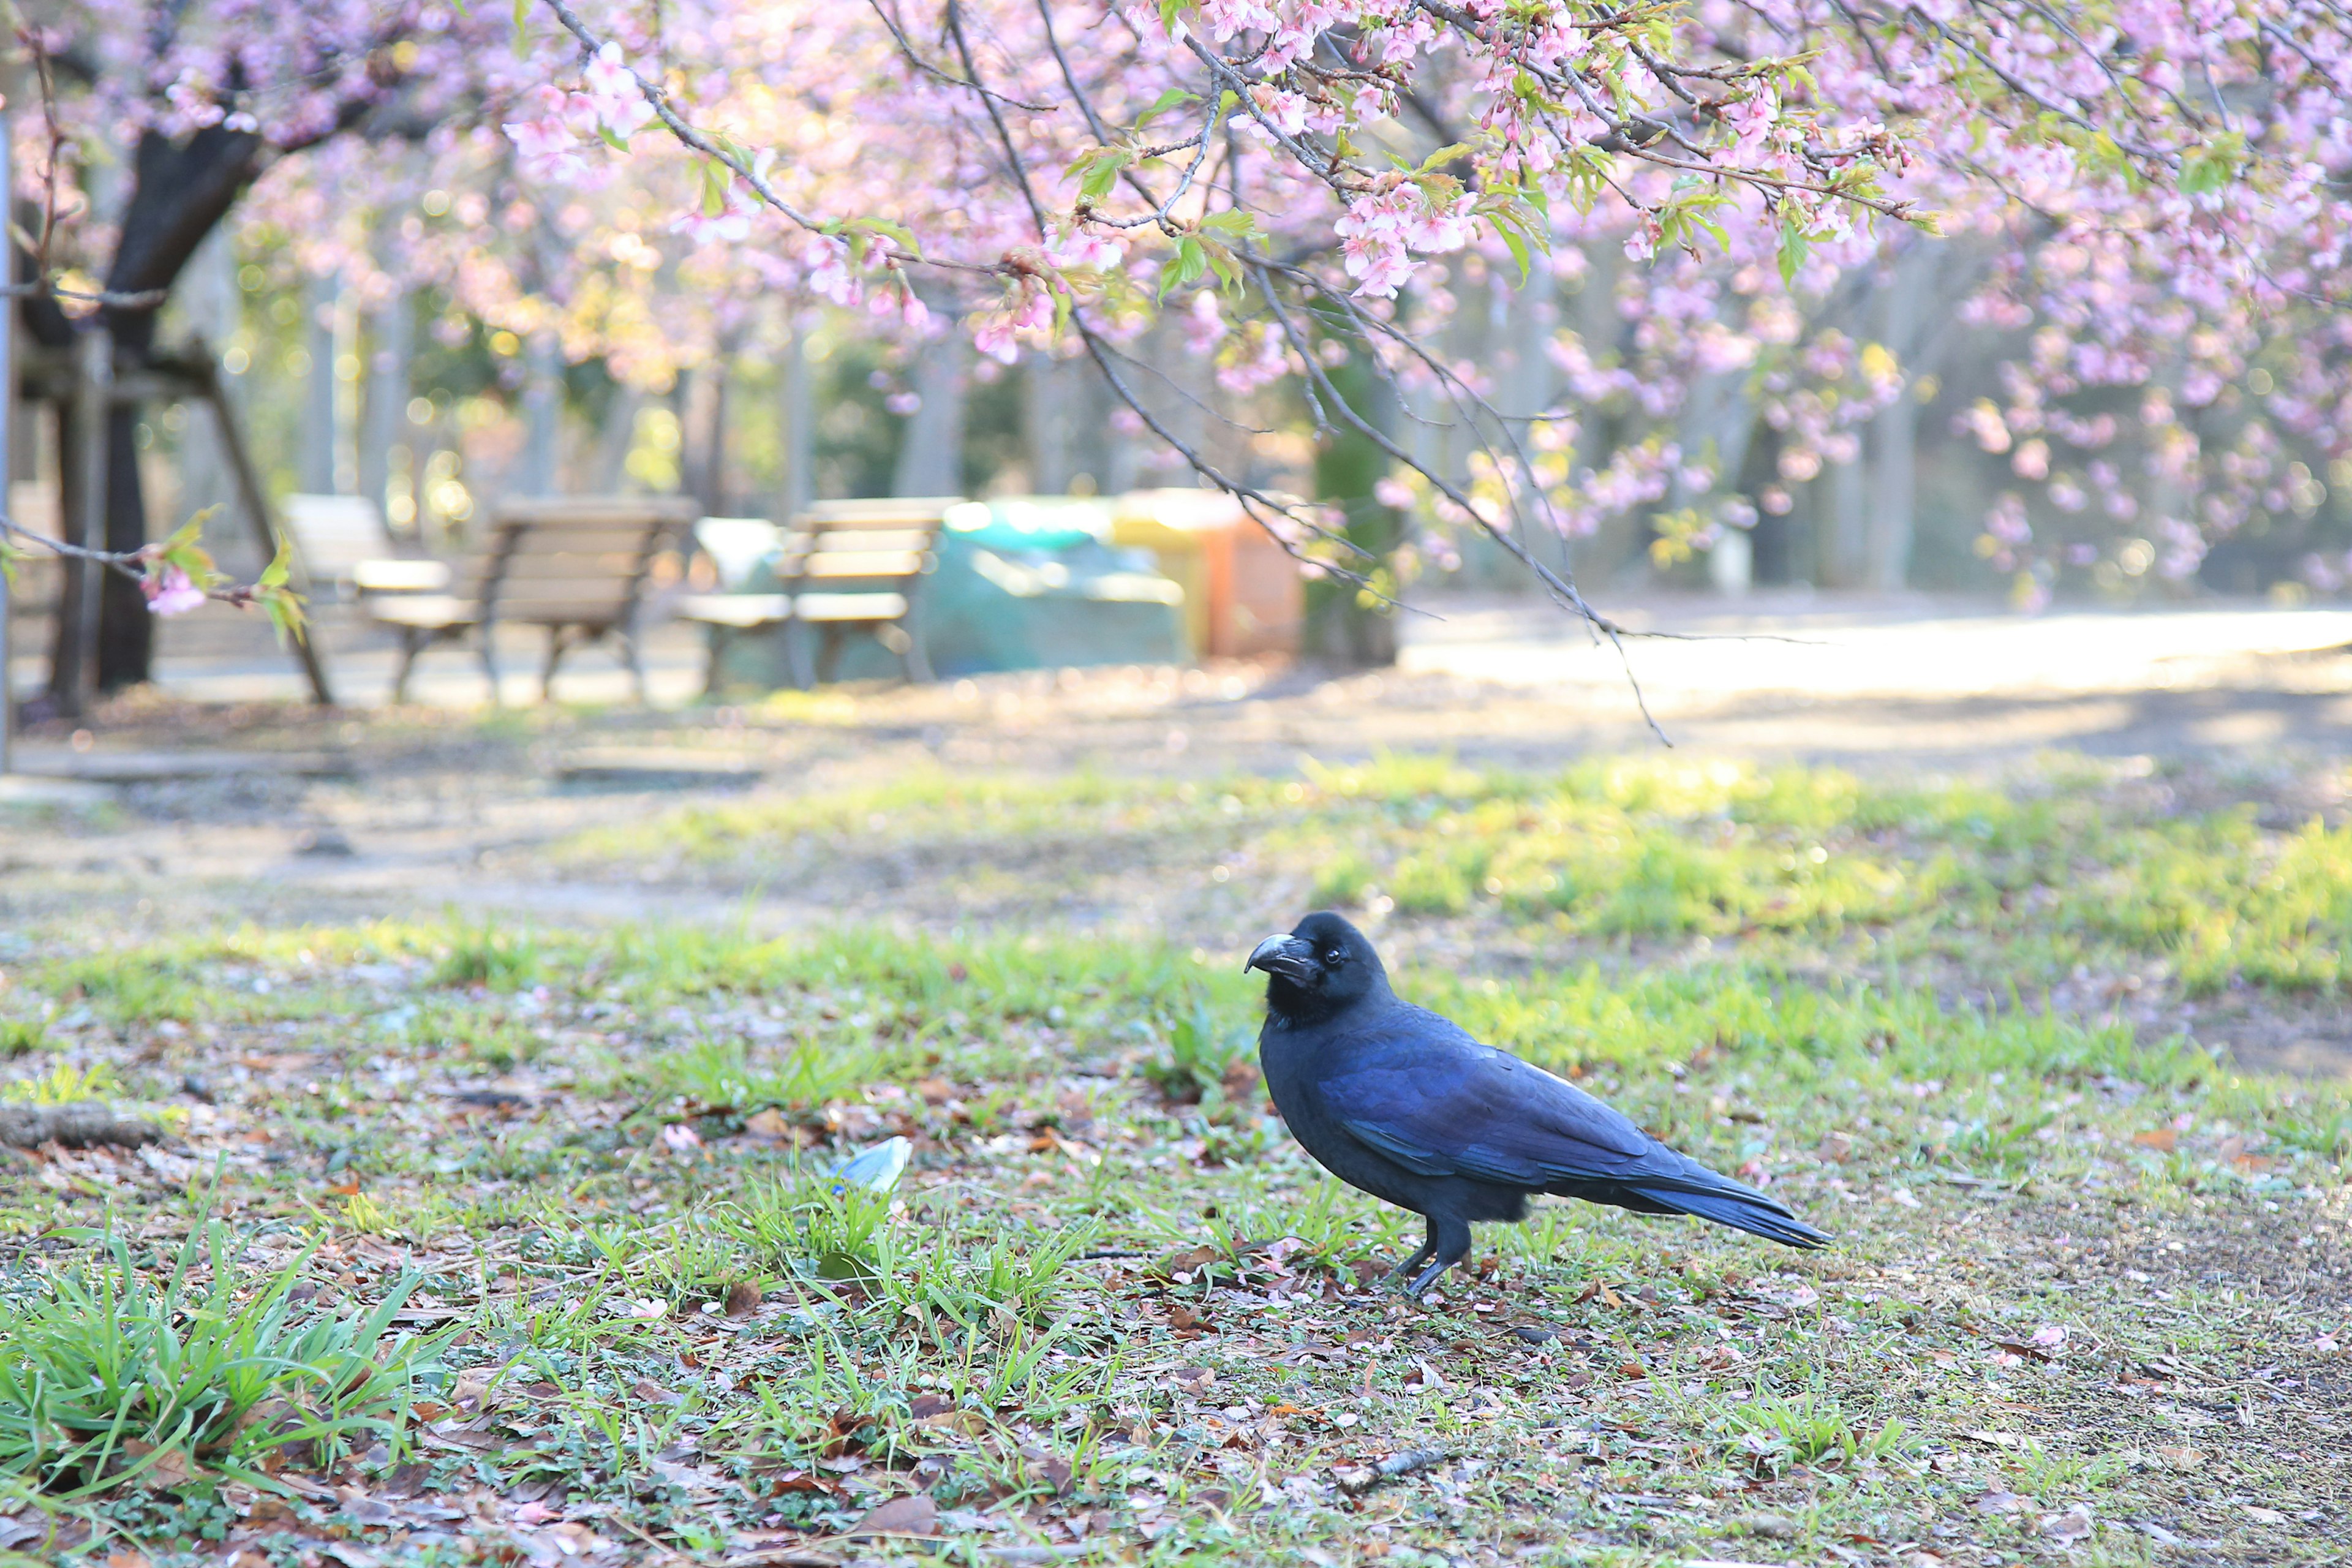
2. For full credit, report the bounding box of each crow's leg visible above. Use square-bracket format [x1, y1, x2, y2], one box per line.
[1382, 1217, 1441, 1290]
[1405, 1215, 1472, 1298]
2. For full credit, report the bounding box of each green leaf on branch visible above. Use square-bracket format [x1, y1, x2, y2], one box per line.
[511, 0, 530, 59]
[599, 124, 631, 153]
[1072, 148, 1133, 203]
[1158, 236, 1209, 301]
[851, 216, 919, 252]
[258, 528, 295, 593]
[1134, 87, 1198, 132]
[701, 159, 731, 217]
[1197, 209, 1265, 246]
[257, 532, 307, 646]
[1496, 222, 1532, 285]
[2180, 130, 2245, 197]
[1777, 213, 1811, 288]
[159, 507, 222, 581]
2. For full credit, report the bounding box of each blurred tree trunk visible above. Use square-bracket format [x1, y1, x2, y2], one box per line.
[16, 123, 269, 694]
[1023, 350, 1073, 495]
[892, 325, 968, 497]
[1866, 244, 1936, 592]
[518, 335, 561, 497]
[298, 273, 340, 494]
[777, 326, 813, 516]
[360, 292, 412, 523]
[1305, 336, 1401, 668]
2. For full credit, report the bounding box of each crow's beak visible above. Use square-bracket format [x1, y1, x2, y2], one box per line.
[1245, 933, 1316, 980]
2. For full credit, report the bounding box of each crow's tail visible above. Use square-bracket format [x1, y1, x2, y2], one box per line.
[1627, 1183, 1831, 1249]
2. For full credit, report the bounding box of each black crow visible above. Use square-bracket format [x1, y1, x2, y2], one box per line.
[1247, 911, 1828, 1296]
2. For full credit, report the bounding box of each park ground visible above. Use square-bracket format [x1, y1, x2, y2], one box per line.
[1, 594, 2348, 1568]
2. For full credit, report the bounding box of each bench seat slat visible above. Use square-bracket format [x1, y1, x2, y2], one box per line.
[800, 551, 931, 579]
[677, 593, 793, 628]
[795, 591, 910, 622]
[368, 595, 479, 630]
[807, 529, 936, 553]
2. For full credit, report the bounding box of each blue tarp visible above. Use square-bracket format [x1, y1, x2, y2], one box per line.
[713, 497, 1188, 687]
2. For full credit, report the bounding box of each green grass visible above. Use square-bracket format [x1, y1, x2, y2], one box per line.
[1, 752, 2348, 1564]
[565, 753, 2352, 998]
[0, 1224, 445, 1497]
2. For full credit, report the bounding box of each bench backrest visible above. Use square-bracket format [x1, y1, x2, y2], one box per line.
[785, 497, 960, 586]
[473, 497, 699, 627]
[282, 494, 392, 586]
[695, 517, 786, 590]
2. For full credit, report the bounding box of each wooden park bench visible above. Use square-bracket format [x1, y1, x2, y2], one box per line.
[676, 497, 957, 691]
[280, 494, 394, 601]
[363, 496, 697, 704]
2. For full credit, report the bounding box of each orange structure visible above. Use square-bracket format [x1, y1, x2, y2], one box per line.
[1109, 488, 1302, 659]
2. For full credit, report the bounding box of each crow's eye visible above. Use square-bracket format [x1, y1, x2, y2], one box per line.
[1322, 947, 1345, 966]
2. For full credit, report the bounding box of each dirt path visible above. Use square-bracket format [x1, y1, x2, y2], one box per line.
[8, 600, 2352, 1079]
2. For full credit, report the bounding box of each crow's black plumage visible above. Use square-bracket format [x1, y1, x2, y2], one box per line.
[1247, 911, 1828, 1296]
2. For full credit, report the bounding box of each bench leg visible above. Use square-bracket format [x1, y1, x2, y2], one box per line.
[786, 621, 813, 690]
[815, 625, 846, 686]
[391, 630, 423, 705]
[478, 624, 504, 707]
[622, 629, 649, 706]
[541, 626, 570, 703]
[701, 627, 728, 699]
[898, 619, 933, 684]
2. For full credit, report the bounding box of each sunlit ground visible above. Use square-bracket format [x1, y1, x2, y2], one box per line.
[1, 601, 2349, 1564]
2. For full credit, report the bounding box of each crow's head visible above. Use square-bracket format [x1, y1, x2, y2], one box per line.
[1246, 911, 1385, 1023]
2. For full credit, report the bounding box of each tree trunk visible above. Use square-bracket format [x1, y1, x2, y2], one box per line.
[1023, 350, 1072, 495]
[299, 274, 340, 494]
[360, 293, 411, 522]
[778, 326, 813, 516]
[1865, 244, 1934, 592]
[1304, 338, 1401, 668]
[518, 335, 560, 497]
[891, 328, 968, 498]
[96, 399, 153, 689]
[74, 124, 268, 691]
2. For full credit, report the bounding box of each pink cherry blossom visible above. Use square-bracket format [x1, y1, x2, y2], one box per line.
[143, 567, 206, 618]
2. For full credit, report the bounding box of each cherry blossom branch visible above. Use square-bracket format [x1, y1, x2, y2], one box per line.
[1244, 268, 1670, 745]
[864, 0, 1058, 112]
[536, 0, 823, 230]
[0, 513, 303, 624]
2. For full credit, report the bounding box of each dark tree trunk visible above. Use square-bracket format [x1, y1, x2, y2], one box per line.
[46, 396, 88, 707]
[1303, 338, 1403, 668]
[97, 402, 153, 687]
[79, 126, 265, 689]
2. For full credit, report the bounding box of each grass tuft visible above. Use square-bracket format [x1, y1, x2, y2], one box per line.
[0, 1223, 445, 1496]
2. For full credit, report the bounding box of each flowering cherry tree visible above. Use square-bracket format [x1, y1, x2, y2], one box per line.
[7, 1, 2350, 702]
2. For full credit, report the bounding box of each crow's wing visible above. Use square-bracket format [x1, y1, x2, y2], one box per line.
[1320, 1004, 1826, 1246]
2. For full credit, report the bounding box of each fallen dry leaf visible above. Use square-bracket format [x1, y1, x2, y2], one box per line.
[848, 1493, 938, 1537]
[1161, 1244, 1221, 1279]
[2038, 1504, 2094, 1542]
[2132, 1128, 2177, 1153]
